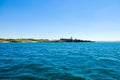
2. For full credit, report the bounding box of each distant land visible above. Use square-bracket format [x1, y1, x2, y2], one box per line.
[0, 37, 93, 43]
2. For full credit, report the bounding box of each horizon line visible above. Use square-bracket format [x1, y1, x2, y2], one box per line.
[0, 37, 120, 42]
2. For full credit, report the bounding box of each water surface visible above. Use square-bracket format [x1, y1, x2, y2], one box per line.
[0, 42, 120, 80]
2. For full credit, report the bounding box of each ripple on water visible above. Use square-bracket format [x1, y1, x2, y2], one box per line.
[89, 68, 120, 80]
[46, 72, 86, 80]
[0, 42, 120, 80]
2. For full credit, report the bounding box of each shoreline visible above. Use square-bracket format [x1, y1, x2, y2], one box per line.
[0, 38, 93, 43]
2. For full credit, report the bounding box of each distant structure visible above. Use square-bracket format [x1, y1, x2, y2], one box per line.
[60, 37, 92, 42]
[71, 37, 73, 41]
[60, 37, 73, 42]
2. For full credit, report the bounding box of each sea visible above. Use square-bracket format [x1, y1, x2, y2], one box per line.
[0, 42, 120, 80]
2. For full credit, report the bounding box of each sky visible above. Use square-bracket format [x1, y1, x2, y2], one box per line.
[0, 0, 120, 41]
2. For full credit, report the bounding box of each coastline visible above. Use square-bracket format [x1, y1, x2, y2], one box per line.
[0, 38, 94, 43]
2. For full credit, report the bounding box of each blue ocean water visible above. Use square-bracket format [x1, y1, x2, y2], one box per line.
[0, 42, 120, 80]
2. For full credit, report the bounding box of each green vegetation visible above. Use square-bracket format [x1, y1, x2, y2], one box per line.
[0, 38, 49, 43]
[0, 38, 93, 43]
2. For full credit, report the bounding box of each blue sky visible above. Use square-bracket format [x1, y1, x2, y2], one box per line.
[0, 0, 120, 41]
